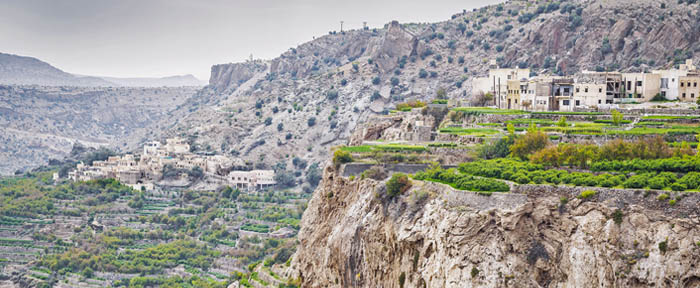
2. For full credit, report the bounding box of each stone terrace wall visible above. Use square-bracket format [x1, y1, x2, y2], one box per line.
[341, 163, 457, 177]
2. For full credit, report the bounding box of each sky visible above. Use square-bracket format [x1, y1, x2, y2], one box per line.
[0, 0, 502, 81]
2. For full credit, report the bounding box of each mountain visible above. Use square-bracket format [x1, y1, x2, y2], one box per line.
[167, 0, 700, 173]
[99, 74, 205, 87]
[0, 52, 114, 86]
[0, 52, 204, 87]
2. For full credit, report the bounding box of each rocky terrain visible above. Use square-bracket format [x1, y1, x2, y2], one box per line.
[0, 85, 199, 175]
[0, 52, 205, 87]
[290, 163, 700, 287]
[168, 0, 700, 172]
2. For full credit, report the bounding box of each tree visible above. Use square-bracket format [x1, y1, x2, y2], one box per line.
[307, 117, 316, 127]
[332, 150, 353, 166]
[277, 123, 283, 132]
[557, 116, 567, 127]
[264, 117, 273, 126]
[510, 127, 550, 160]
[306, 163, 321, 187]
[611, 110, 623, 126]
[372, 76, 381, 85]
[386, 173, 411, 197]
[326, 90, 339, 100]
[436, 88, 447, 99]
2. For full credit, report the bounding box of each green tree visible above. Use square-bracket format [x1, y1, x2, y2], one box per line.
[557, 116, 567, 127]
[611, 110, 623, 126]
[386, 173, 411, 197]
[510, 127, 550, 160]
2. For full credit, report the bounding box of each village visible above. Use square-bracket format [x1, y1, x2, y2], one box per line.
[67, 137, 276, 191]
[473, 59, 700, 111]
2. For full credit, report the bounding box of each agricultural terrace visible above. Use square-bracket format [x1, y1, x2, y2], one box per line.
[0, 170, 306, 287]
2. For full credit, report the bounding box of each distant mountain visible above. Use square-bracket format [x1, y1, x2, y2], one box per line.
[0, 52, 114, 86]
[0, 52, 205, 87]
[99, 74, 205, 87]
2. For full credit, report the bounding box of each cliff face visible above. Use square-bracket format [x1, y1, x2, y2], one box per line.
[290, 165, 700, 287]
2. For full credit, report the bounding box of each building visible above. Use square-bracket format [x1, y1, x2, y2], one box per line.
[472, 67, 530, 108]
[69, 138, 276, 191]
[679, 74, 700, 102]
[620, 73, 661, 102]
[552, 78, 575, 111]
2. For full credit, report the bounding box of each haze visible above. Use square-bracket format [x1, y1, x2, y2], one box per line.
[0, 0, 501, 81]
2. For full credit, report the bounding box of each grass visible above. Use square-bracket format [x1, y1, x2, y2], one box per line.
[531, 111, 604, 115]
[642, 115, 700, 120]
[439, 127, 500, 136]
[451, 107, 528, 115]
[339, 144, 427, 153]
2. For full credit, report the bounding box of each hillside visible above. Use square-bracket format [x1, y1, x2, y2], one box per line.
[0, 52, 205, 87]
[0, 53, 113, 87]
[169, 0, 700, 172]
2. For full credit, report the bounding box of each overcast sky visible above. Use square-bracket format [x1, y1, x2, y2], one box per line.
[1, 0, 502, 81]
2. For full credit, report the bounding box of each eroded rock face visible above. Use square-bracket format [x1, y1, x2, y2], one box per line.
[290, 166, 700, 287]
[209, 61, 268, 93]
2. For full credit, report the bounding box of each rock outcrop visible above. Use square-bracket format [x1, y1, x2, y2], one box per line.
[290, 165, 700, 287]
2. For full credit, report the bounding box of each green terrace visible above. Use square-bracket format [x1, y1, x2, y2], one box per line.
[438, 127, 501, 136]
[339, 144, 428, 153]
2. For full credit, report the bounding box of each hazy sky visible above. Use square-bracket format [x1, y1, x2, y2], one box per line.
[1, 0, 502, 81]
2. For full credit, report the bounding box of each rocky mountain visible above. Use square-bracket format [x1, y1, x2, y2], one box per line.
[169, 0, 700, 171]
[0, 53, 114, 87]
[0, 85, 199, 175]
[99, 74, 205, 87]
[288, 162, 700, 287]
[0, 52, 204, 87]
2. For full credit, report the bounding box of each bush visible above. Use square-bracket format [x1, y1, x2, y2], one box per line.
[307, 117, 316, 127]
[510, 128, 550, 160]
[332, 150, 353, 166]
[658, 240, 668, 254]
[418, 69, 428, 78]
[372, 76, 380, 85]
[386, 173, 411, 197]
[656, 193, 669, 201]
[579, 190, 596, 199]
[326, 90, 339, 100]
[612, 209, 623, 225]
[264, 117, 272, 126]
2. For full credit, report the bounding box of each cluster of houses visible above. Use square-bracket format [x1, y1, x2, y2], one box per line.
[68, 138, 276, 191]
[472, 59, 700, 111]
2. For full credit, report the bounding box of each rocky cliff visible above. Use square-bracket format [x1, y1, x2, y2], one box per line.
[289, 164, 700, 287]
[169, 0, 700, 172]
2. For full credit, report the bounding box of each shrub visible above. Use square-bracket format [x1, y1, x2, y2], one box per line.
[264, 117, 272, 126]
[471, 267, 479, 278]
[391, 77, 400, 86]
[386, 173, 411, 197]
[307, 117, 316, 127]
[670, 183, 686, 191]
[658, 239, 668, 254]
[656, 193, 669, 201]
[326, 90, 339, 100]
[669, 199, 677, 206]
[372, 76, 381, 85]
[510, 128, 550, 160]
[612, 209, 623, 225]
[579, 190, 596, 199]
[418, 69, 428, 78]
[398, 272, 406, 288]
[332, 150, 353, 166]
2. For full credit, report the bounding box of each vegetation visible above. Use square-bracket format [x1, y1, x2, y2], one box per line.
[386, 173, 411, 197]
[414, 165, 510, 194]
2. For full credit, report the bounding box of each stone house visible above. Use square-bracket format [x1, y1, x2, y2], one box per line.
[679, 73, 700, 102]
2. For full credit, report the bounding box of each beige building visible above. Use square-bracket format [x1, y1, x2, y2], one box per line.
[69, 138, 275, 191]
[620, 73, 661, 102]
[472, 67, 530, 108]
[679, 74, 700, 102]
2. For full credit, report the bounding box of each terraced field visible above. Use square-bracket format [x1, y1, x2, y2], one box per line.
[0, 171, 309, 287]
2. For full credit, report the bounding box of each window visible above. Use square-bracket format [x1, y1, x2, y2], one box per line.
[576, 87, 580, 93]
[585, 87, 589, 93]
[681, 82, 685, 87]
[562, 100, 570, 106]
[683, 93, 686, 98]
[599, 88, 603, 93]
[636, 81, 642, 86]
[693, 93, 696, 98]
[575, 100, 580, 106]
[598, 100, 602, 104]
[515, 99, 518, 103]
[695, 82, 697, 87]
